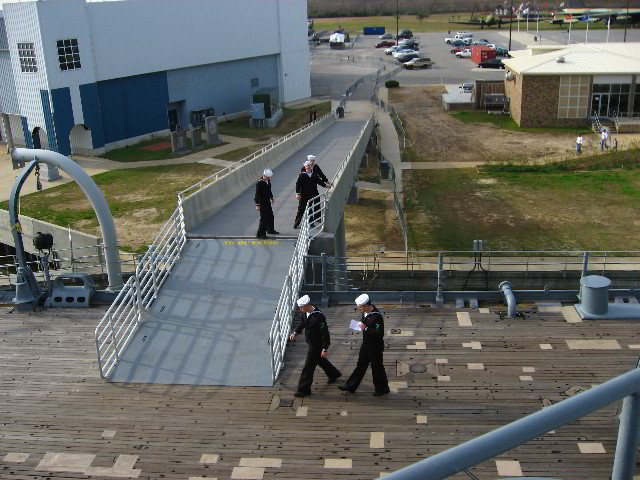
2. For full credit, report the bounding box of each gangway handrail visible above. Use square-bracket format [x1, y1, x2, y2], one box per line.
[94, 197, 187, 379]
[178, 111, 335, 200]
[385, 366, 640, 479]
[269, 195, 325, 382]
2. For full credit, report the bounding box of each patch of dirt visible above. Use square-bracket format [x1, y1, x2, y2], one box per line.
[345, 190, 405, 252]
[116, 193, 149, 203]
[114, 218, 164, 252]
[477, 178, 497, 185]
[388, 86, 580, 162]
[132, 208, 159, 219]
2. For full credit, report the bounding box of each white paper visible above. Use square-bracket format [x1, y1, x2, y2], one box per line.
[349, 319, 361, 331]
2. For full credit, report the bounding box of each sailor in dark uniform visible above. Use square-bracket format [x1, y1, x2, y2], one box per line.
[294, 160, 329, 229]
[254, 168, 279, 238]
[300, 154, 332, 187]
[289, 295, 341, 397]
[338, 293, 390, 396]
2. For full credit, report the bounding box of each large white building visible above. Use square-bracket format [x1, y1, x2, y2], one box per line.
[0, 0, 311, 155]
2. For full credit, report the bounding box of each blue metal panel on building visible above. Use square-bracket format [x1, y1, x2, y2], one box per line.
[21, 116, 33, 148]
[166, 55, 279, 127]
[96, 72, 169, 144]
[50, 88, 75, 156]
[363, 27, 385, 35]
[40, 90, 59, 152]
[79, 83, 106, 149]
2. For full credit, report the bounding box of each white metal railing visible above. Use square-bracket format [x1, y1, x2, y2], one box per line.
[269, 197, 323, 382]
[94, 197, 187, 379]
[0, 244, 138, 287]
[177, 112, 335, 200]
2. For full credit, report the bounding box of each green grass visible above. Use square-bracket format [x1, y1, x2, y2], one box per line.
[216, 144, 268, 162]
[0, 164, 219, 252]
[481, 148, 640, 173]
[101, 137, 229, 163]
[218, 102, 332, 140]
[312, 13, 625, 33]
[403, 151, 640, 251]
[452, 111, 588, 134]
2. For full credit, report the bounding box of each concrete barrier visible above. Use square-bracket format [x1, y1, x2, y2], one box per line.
[0, 209, 101, 266]
[182, 114, 336, 231]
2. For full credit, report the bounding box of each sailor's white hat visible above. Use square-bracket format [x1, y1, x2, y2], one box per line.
[297, 295, 311, 307]
[355, 293, 370, 306]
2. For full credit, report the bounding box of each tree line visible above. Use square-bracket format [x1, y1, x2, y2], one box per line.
[308, 0, 639, 18]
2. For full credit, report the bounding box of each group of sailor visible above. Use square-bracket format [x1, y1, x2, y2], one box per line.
[254, 154, 331, 238]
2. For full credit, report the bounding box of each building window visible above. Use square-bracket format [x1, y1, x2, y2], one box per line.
[251, 77, 259, 88]
[558, 75, 589, 119]
[57, 39, 81, 71]
[18, 42, 37, 73]
[634, 84, 640, 117]
[591, 82, 631, 117]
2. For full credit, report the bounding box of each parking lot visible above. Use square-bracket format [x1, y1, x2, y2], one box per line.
[311, 27, 640, 95]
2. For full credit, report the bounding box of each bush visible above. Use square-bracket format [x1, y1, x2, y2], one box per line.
[385, 80, 400, 88]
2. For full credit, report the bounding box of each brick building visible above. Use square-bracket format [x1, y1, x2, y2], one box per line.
[503, 43, 640, 128]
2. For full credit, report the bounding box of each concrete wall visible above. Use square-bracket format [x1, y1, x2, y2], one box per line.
[182, 114, 336, 231]
[0, 209, 101, 267]
[323, 115, 374, 234]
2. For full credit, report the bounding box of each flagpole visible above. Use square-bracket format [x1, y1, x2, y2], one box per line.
[568, 16, 571, 44]
[607, 16, 611, 43]
[586, 19, 589, 44]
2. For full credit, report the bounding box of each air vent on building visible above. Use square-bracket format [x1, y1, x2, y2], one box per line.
[556, 55, 565, 63]
[506, 71, 514, 81]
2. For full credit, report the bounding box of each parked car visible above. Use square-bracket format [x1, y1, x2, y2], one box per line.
[450, 46, 466, 54]
[456, 31, 473, 37]
[495, 46, 509, 56]
[379, 33, 394, 39]
[455, 48, 472, 58]
[392, 48, 417, 58]
[459, 83, 473, 93]
[375, 40, 396, 48]
[397, 29, 413, 39]
[398, 39, 419, 48]
[478, 58, 504, 69]
[403, 57, 433, 69]
[449, 40, 468, 47]
[486, 43, 497, 50]
[472, 39, 490, 45]
[396, 52, 421, 63]
[384, 45, 403, 55]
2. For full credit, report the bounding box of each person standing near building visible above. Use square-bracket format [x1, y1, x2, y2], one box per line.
[289, 295, 341, 397]
[601, 128, 608, 151]
[254, 169, 279, 238]
[300, 154, 332, 187]
[338, 293, 390, 397]
[576, 133, 583, 155]
[294, 160, 328, 229]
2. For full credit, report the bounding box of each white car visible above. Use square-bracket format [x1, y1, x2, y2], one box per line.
[391, 48, 416, 57]
[456, 31, 473, 37]
[403, 57, 433, 69]
[455, 48, 472, 58]
[486, 43, 497, 50]
[379, 33, 394, 39]
[384, 45, 404, 55]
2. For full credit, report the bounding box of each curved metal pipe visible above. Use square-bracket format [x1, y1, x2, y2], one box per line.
[499, 281, 517, 317]
[10, 148, 123, 291]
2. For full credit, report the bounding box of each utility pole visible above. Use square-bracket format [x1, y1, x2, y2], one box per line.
[509, 0, 513, 50]
[624, 0, 629, 42]
[396, 0, 399, 45]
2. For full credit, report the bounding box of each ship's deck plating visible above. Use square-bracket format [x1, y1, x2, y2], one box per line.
[2, 302, 639, 479]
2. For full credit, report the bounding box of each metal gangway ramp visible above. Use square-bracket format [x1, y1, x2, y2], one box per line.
[96, 109, 374, 386]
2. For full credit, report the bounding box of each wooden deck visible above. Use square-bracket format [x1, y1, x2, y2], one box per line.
[1, 301, 640, 479]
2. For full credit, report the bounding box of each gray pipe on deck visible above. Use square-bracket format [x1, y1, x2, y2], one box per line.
[10, 148, 123, 291]
[499, 281, 517, 317]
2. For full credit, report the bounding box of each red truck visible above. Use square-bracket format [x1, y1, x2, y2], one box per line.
[472, 46, 496, 64]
